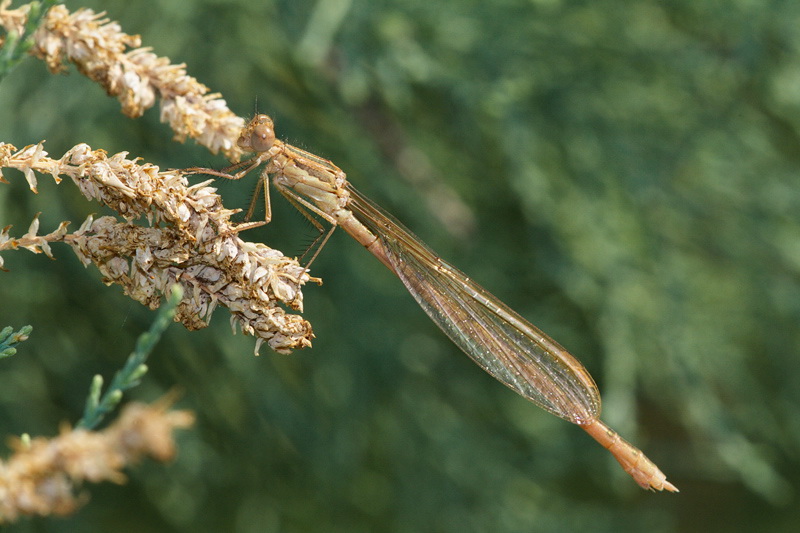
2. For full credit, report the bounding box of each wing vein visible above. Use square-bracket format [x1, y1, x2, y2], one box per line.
[347, 185, 600, 424]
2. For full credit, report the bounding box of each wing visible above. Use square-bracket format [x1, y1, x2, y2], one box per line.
[346, 186, 601, 424]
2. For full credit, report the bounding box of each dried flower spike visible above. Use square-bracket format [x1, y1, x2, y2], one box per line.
[0, 141, 316, 353]
[0, 2, 246, 160]
[0, 401, 195, 524]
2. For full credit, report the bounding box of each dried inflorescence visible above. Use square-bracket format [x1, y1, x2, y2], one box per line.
[0, 1, 246, 160]
[0, 141, 316, 353]
[0, 1, 319, 522]
[0, 0, 25, 38]
[0, 2, 319, 352]
[0, 400, 195, 524]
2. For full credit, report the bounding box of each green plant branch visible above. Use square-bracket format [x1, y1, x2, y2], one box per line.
[76, 285, 183, 430]
[0, 324, 31, 359]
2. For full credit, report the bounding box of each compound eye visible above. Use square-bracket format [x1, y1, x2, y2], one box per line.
[237, 114, 276, 153]
[250, 122, 275, 152]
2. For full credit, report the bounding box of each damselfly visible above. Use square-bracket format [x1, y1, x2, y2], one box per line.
[188, 114, 677, 492]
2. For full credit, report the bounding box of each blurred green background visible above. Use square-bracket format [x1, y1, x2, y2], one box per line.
[1, 0, 799, 531]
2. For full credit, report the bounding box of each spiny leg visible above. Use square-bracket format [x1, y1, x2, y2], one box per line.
[184, 157, 272, 235]
[243, 167, 272, 224]
[275, 183, 338, 269]
[184, 153, 266, 182]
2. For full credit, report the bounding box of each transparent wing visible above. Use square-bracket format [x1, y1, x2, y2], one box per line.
[347, 186, 601, 424]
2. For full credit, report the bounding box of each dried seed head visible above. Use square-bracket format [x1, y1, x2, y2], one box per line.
[0, 401, 194, 524]
[1, 141, 316, 353]
[0, 3, 248, 161]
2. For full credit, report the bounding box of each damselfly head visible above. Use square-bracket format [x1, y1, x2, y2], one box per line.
[239, 114, 276, 153]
